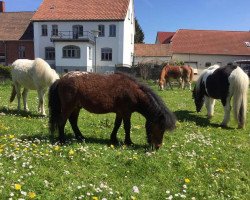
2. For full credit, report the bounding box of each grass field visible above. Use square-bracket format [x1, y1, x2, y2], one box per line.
[0, 80, 249, 200]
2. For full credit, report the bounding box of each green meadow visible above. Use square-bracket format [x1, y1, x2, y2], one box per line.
[0, 80, 249, 200]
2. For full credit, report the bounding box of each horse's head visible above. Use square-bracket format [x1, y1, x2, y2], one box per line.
[146, 114, 176, 150]
[192, 85, 205, 112]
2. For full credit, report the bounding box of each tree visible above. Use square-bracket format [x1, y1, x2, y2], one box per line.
[134, 18, 144, 43]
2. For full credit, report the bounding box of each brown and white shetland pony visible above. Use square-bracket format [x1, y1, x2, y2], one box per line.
[48, 72, 176, 149]
[158, 65, 194, 90]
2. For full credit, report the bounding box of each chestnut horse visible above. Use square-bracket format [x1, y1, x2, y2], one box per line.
[158, 65, 194, 90]
[48, 71, 176, 149]
[193, 64, 248, 128]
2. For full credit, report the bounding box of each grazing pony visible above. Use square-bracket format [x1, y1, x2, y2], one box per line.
[158, 65, 194, 90]
[193, 64, 249, 128]
[10, 58, 59, 115]
[48, 72, 176, 149]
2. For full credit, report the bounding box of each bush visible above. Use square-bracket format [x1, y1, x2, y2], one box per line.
[0, 65, 11, 78]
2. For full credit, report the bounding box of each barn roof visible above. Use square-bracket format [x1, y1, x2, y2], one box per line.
[134, 44, 172, 57]
[0, 12, 34, 40]
[171, 29, 250, 56]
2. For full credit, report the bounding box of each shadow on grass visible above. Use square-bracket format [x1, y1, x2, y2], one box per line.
[19, 132, 148, 150]
[0, 107, 45, 118]
[174, 110, 234, 130]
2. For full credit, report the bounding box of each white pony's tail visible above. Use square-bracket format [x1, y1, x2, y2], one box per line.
[230, 67, 249, 128]
[10, 84, 16, 103]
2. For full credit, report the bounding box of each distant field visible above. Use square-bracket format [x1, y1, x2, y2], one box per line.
[0, 80, 249, 200]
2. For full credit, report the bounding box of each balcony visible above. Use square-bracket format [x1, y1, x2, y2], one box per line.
[50, 31, 95, 43]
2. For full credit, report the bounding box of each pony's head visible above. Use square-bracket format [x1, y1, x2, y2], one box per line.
[146, 113, 176, 149]
[192, 84, 205, 112]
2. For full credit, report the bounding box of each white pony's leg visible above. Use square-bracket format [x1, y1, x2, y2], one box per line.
[205, 96, 215, 118]
[22, 88, 29, 111]
[221, 96, 232, 127]
[14, 83, 22, 111]
[37, 89, 46, 116]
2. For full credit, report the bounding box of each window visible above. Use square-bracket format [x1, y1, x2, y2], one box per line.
[18, 46, 25, 58]
[88, 46, 92, 60]
[63, 45, 80, 58]
[41, 24, 47, 36]
[0, 53, 5, 63]
[205, 62, 211, 68]
[52, 25, 58, 36]
[101, 48, 112, 61]
[245, 41, 250, 47]
[45, 47, 55, 60]
[109, 25, 116, 37]
[72, 25, 83, 39]
[98, 25, 105, 37]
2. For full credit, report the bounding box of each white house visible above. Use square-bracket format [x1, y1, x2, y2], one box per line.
[31, 0, 135, 73]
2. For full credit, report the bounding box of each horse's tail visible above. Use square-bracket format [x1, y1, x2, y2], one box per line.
[10, 84, 16, 103]
[189, 66, 194, 82]
[48, 79, 61, 136]
[231, 67, 249, 128]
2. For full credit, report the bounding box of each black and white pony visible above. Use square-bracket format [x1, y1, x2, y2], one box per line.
[193, 64, 249, 128]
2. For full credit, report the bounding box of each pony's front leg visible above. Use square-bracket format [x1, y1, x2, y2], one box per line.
[22, 88, 29, 111]
[123, 115, 133, 145]
[168, 81, 173, 90]
[205, 96, 215, 118]
[110, 115, 122, 144]
[221, 97, 231, 127]
[69, 108, 85, 141]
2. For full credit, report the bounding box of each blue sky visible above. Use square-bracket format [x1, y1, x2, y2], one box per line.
[4, 0, 250, 43]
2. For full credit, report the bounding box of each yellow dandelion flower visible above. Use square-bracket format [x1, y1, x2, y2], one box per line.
[216, 168, 224, 173]
[54, 146, 60, 151]
[92, 197, 98, 200]
[9, 135, 15, 139]
[110, 144, 115, 149]
[131, 196, 136, 200]
[184, 178, 190, 183]
[69, 149, 74, 155]
[14, 183, 22, 190]
[28, 191, 36, 199]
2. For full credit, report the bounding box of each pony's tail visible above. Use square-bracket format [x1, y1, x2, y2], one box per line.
[48, 80, 61, 137]
[10, 84, 16, 103]
[189, 66, 194, 82]
[232, 68, 249, 128]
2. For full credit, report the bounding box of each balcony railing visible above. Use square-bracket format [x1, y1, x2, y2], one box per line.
[51, 31, 95, 43]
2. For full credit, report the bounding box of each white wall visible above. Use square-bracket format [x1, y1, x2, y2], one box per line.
[172, 53, 250, 73]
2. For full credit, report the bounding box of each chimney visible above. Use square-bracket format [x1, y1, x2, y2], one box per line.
[0, 1, 5, 12]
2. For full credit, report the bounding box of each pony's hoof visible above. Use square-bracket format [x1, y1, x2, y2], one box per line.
[76, 135, 85, 142]
[207, 115, 213, 119]
[124, 139, 134, 146]
[110, 138, 119, 145]
[220, 123, 228, 128]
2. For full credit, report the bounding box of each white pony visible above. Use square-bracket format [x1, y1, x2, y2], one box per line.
[10, 58, 59, 115]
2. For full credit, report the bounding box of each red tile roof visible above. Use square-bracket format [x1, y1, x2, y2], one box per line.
[156, 32, 175, 44]
[32, 0, 130, 21]
[171, 29, 250, 56]
[135, 44, 172, 57]
[0, 12, 34, 40]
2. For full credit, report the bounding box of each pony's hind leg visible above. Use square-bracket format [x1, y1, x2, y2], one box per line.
[110, 115, 122, 144]
[14, 83, 22, 111]
[22, 88, 29, 111]
[69, 108, 85, 141]
[205, 96, 215, 119]
[221, 97, 231, 127]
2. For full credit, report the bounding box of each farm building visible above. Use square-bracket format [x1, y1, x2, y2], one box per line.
[31, 0, 135, 73]
[152, 29, 250, 73]
[0, 1, 34, 65]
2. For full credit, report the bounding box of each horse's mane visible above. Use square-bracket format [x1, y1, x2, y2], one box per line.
[115, 72, 175, 130]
